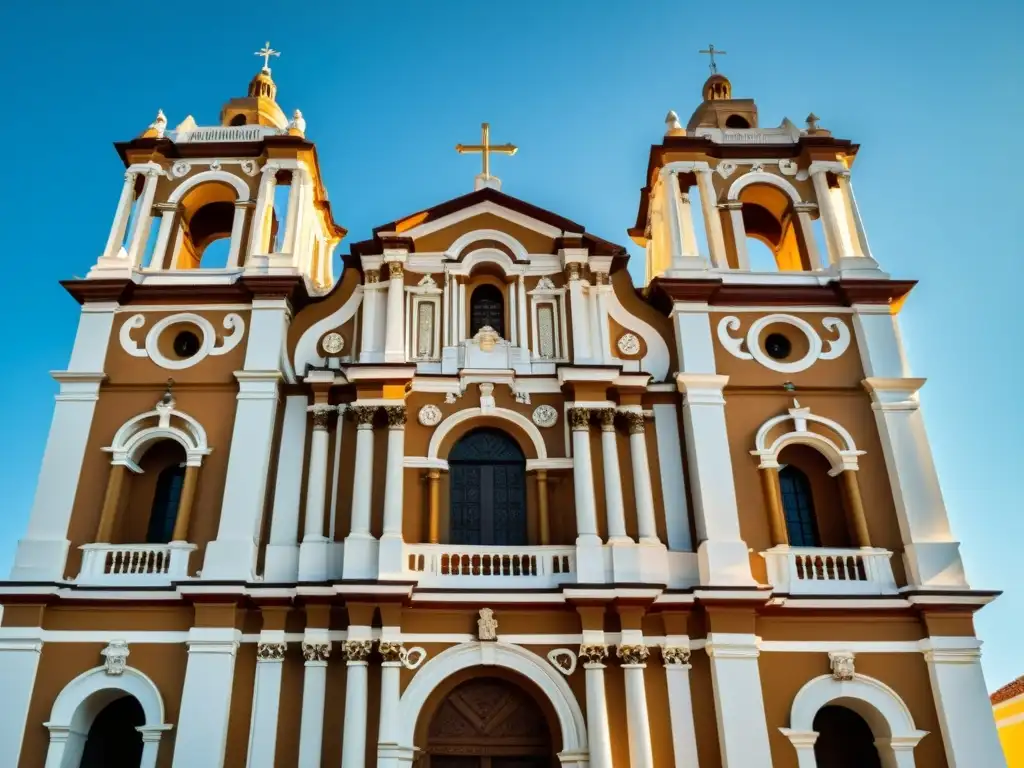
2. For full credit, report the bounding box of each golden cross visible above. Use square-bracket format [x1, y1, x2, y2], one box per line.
[255, 41, 280, 72]
[699, 44, 727, 75]
[455, 123, 518, 180]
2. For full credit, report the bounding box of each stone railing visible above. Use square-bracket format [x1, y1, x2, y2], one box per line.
[762, 545, 897, 595]
[404, 544, 576, 587]
[77, 542, 196, 586]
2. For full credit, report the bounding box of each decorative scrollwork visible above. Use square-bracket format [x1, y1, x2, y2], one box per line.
[717, 314, 850, 374]
[716, 161, 737, 179]
[547, 648, 577, 676]
[119, 312, 245, 371]
[171, 161, 190, 178]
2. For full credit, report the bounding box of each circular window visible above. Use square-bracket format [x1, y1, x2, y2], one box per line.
[764, 333, 792, 360]
[173, 330, 201, 359]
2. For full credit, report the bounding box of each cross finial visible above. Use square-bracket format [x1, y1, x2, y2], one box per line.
[456, 122, 518, 190]
[255, 41, 280, 73]
[699, 44, 727, 75]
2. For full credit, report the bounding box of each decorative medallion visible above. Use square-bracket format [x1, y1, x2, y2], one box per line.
[829, 650, 856, 681]
[535, 276, 557, 291]
[478, 607, 498, 641]
[418, 404, 443, 426]
[240, 159, 260, 177]
[257, 642, 287, 661]
[778, 159, 799, 176]
[403, 647, 427, 669]
[717, 314, 850, 374]
[716, 161, 737, 179]
[661, 645, 692, 667]
[302, 641, 331, 663]
[617, 333, 641, 356]
[102, 640, 130, 676]
[546, 648, 577, 676]
[532, 405, 558, 428]
[321, 331, 344, 355]
[578, 644, 609, 666]
[616, 644, 650, 666]
[120, 312, 245, 371]
[171, 161, 190, 178]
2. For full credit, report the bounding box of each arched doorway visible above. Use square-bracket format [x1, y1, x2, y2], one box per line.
[426, 676, 553, 768]
[79, 694, 145, 768]
[449, 428, 526, 546]
[813, 705, 882, 768]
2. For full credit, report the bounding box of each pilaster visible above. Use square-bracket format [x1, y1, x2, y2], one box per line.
[341, 635, 373, 768]
[705, 632, 773, 768]
[246, 634, 287, 768]
[0, 637, 43, 768]
[173, 628, 241, 768]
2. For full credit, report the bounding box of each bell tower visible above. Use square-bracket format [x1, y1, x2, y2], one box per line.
[87, 43, 344, 292]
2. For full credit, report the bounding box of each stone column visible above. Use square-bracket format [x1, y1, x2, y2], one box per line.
[705, 633, 773, 768]
[359, 270, 382, 362]
[759, 467, 788, 547]
[171, 465, 199, 542]
[172, 629, 241, 768]
[810, 166, 847, 263]
[836, 172, 875, 261]
[248, 163, 278, 256]
[697, 168, 728, 268]
[617, 644, 654, 768]
[720, 201, 749, 270]
[508, 278, 518, 345]
[536, 469, 550, 545]
[841, 470, 872, 548]
[0, 638, 43, 768]
[457, 280, 467, 342]
[922, 638, 1007, 768]
[299, 404, 333, 581]
[102, 170, 138, 260]
[623, 411, 659, 544]
[246, 638, 287, 768]
[427, 469, 441, 544]
[348, 406, 377, 538]
[579, 644, 613, 768]
[675, 373, 755, 586]
[95, 464, 127, 543]
[793, 202, 825, 270]
[653, 403, 693, 552]
[297, 636, 330, 768]
[125, 168, 160, 268]
[340, 639, 373, 768]
[377, 641, 406, 768]
[384, 261, 406, 363]
[282, 168, 304, 256]
[569, 407, 599, 542]
[149, 203, 179, 269]
[227, 200, 252, 268]
[265, 394, 309, 581]
[598, 409, 629, 543]
[516, 274, 529, 352]
[379, 406, 407, 578]
[662, 644, 700, 768]
[565, 262, 592, 361]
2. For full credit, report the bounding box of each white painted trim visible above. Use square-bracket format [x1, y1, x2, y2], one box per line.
[446, 228, 529, 262]
[293, 285, 363, 374]
[427, 406, 548, 460]
[401, 202, 563, 240]
[751, 400, 863, 475]
[167, 169, 249, 205]
[995, 711, 1024, 728]
[727, 171, 803, 203]
[396, 642, 588, 759]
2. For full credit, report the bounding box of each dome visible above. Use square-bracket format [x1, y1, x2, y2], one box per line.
[248, 71, 277, 101]
[702, 74, 732, 102]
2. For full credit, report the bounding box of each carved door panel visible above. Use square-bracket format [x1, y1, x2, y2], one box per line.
[449, 430, 526, 547]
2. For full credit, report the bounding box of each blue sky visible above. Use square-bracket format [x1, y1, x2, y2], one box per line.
[0, 2, 1020, 688]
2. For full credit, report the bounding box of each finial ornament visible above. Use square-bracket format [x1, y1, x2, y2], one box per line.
[289, 109, 306, 137]
[699, 43, 727, 74]
[805, 113, 820, 132]
[255, 41, 280, 73]
[456, 122, 517, 190]
[664, 110, 683, 136]
[151, 109, 167, 138]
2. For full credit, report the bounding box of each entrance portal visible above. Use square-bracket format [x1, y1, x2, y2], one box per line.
[426, 676, 553, 767]
[79, 694, 145, 768]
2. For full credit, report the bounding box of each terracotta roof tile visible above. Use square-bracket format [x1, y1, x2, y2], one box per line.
[991, 675, 1024, 705]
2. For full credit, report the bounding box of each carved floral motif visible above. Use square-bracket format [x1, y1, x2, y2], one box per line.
[597, 408, 616, 432]
[532, 405, 558, 428]
[568, 407, 592, 432]
[378, 640, 406, 663]
[257, 642, 287, 661]
[384, 405, 407, 428]
[321, 331, 345, 354]
[829, 650, 855, 681]
[341, 639, 373, 662]
[310, 404, 334, 430]
[616, 644, 650, 666]
[578, 644, 609, 665]
[350, 405, 378, 427]
[102, 640, 130, 676]
[302, 642, 331, 663]
[387, 261, 404, 279]
[621, 411, 646, 435]
[661, 645, 692, 666]
[418, 404, 443, 426]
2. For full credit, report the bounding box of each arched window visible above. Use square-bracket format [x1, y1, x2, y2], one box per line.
[470, 284, 505, 338]
[813, 705, 882, 768]
[449, 428, 526, 546]
[79, 695, 145, 768]
[779, 465, 820, 547]
[146, 464, 185, 544]
[725, 114, 751, 129]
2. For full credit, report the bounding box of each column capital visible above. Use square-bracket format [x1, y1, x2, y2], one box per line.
[621, 411, 645, 435]
[579, 643, 609, 667]
[384, 405, 407, 428]
[308, 403, 335, 430]
[257, 642, 287, 662]
[302, 641, 331, 664]
[365, 268, 381, 284]
[568, 407, 592, 431]
[704, 633, 760, 659]
[660, 645, 692, 668]
[341, 639, 373, 663]
[597, 408, 616, 432]
[387, 261, 404, 280]
[616, 644, 650, 666]
[378, 640, 406, 663]
[349, 404, 378, 427]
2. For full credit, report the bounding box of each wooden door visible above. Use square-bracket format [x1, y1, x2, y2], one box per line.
[449, 429, 526, 546]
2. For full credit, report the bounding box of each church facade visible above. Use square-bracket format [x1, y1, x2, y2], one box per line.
[0, 48, 1007, 768]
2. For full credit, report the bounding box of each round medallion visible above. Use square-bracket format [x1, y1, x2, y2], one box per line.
[617, 333, 641, 356]
[532, 405, 558, 428]
[418, 404, 443, 427]
[321, 332, 345, 355]
[171, 161, 190, 178]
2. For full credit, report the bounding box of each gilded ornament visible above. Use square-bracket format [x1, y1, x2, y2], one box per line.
[617, 333, 641, 356]
[321, 331, 345, 355]
[565, 262, 581, 281]
[567, 407, 592, 432]
[418, 404, 443, 426]
[616, 644, 650, 666]
[365, 269, 380, 284]
[578, 644, 609, 665]
[385, 405, 407, 428]
[257, 642, 287, 661]
[341, 639, 373, 662]
[387, 261, 404, 279]
[532, 405, 558, 428]
[661, 645, 691, 666]
[302, 641, 331, 663]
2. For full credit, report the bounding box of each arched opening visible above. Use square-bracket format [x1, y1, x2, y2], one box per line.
[147, 462, 186, 544]
[725, 114, 750, 129]
[425, 675, 554, 768]
[813, 705, 883, 768]
[79, 694, 145, 768]
[229, 114, 247, 126]
[449, 428, 526, 546]
[469, 284, 506, 338]
[731, 182, 820, 272]
[170, 181, 241, 270]
[122, 440, 187, 545]
[779, 444, 850, 549]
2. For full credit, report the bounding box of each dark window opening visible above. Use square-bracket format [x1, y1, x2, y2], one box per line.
[230, 114, 247, 126]
[813, 706, 883, 768]
[725, 114, 751, 129]
[469, 284, 505, 338]
[147, 464, 185, 543]
[173, 330, 201, 359]
[449, 428, 526, 546]
[765, 333, 792, 360]
[80, 695, 145, 768]
[780, 465, 820, 547]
